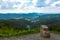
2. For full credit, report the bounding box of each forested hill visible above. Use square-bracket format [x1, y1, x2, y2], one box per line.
[0, 13, 60, 33]
[0, 13, 44, 19]
[0, 13, 60, 20]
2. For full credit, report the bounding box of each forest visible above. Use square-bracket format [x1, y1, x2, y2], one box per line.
[0, 18, 40, 37]
[0, 14, 60, 37]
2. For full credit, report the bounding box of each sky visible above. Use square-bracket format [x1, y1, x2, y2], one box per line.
[0, 0, 60, 13]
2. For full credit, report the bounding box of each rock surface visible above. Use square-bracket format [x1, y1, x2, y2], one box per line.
[0, 33, 60, 40]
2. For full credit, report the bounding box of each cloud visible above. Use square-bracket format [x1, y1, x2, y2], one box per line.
[0, 6, 60, 13]
[51, 1, 60, 7]
[39, 7, 60, 13]
[0, 0, 60, 13]
[12, 0, 38, 9]
[45, 0, 51, 5]
[0, 3, 1, 8]
[1, 0, 38, 9]
[0, 0, 33, 9]
[0, 5, 41, 13]
[2, 0, 9, 2]
[32, 0, 37, 6]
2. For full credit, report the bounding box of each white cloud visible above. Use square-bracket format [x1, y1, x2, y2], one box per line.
[0, 0, 39, 13]
[15, 0, 30, 3]
[0, 6, 60, 13]
[0, 5, 1, 9]
[51, 1, 60, 7]
[12, 0, 32, 9]
[0, 7, 41, 13]
[39, 7, 60, 13]
[12, 0, 37, 10]
[32, 0, 37, 6]
[13, 4, 18, 8]
[2, 0, 8, 2]
[45, 0, 51, 5]
[0, 0, 60, 13]
[9, 0, 15, 2]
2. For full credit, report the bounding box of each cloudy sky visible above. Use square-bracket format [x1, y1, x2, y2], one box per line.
[0, 0, 60, 13]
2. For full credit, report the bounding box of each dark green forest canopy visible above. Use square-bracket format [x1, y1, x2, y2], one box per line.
[0, 14, 60, 31]
[0, 19, 40, 30]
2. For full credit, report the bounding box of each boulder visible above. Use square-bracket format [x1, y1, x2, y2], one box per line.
[40, 25, 50, 38]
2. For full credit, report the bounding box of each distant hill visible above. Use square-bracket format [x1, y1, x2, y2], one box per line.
[0, 13, 60, 22]
[0, 13, 44, 19]
[38, 14, 60, 25]
[40, 14, 60, 20]
[0, 13, 60, 29]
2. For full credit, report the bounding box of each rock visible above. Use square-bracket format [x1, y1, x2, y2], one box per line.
[40, 25, 50, 38]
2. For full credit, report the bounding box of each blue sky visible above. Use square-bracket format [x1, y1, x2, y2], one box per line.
[0, 0, 60, 13]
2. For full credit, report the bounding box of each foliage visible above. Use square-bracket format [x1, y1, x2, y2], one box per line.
[0, 19, 40, 37]
[39, 14, 60, 33]
[0, 26, 40, 37]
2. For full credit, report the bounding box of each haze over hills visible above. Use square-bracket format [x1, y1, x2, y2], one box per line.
[0, 13, 60, 30]
[0, 13, 60, 22]
[0, 13, 44, 19]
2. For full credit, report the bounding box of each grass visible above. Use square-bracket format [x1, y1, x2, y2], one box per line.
[50, 30, 60, 35]
[0, 27, 40, 37]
